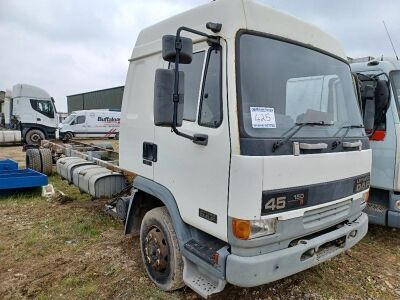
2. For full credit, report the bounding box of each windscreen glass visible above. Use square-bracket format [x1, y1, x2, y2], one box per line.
[392, 71, 400, 105]
[63, 114, 76, 124]
[238, 34, 365, 139]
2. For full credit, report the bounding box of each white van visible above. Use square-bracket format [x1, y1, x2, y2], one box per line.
[59, 109, 120, 140]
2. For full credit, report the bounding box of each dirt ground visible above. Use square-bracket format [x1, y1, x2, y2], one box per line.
[0, 143, 399, 300]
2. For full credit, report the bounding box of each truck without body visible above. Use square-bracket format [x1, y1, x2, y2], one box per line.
[59, 109, 121, 140]
[0, 84, 58, 145]
[41, 0, 376, 297]
[351, 57, 400, 228]
[117, 0, 373, 296]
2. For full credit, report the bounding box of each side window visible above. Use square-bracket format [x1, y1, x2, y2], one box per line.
[199, 46, 222, 128]
[76, 115, 86, 124]
[170, 51, 205, 121]
[30, 99, 54, 118]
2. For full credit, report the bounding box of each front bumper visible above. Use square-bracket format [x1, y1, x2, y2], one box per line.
[226, 212, 368, 287]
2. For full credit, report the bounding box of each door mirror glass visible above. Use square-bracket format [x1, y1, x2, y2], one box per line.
[154, 69, 184, 127]
[162, 35, 193, 64]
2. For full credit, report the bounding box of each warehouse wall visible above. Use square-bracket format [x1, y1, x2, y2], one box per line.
[67, 86, 124, 113]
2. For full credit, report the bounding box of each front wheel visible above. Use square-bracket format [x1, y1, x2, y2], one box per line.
[140, 206, 184, 291]
[25, 129, 45, 145]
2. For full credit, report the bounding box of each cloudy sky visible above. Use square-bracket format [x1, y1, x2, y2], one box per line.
[0, 0, 399, 111]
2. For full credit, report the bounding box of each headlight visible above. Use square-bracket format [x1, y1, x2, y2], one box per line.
[232, 218, 277, 240]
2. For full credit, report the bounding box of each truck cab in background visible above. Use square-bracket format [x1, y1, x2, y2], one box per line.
[0, 84, 58, 145]
[116, 0, 375, 297]
[351, 57, 400, 228]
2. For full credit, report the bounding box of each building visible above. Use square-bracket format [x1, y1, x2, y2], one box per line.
[67, 86, 124, 113]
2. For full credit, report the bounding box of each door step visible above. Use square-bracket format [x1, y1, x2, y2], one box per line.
[183, 257, 226, 298]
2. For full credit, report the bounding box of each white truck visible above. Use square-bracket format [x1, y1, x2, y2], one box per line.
[59, 109, 121, 140]
[0, 84, 58, 145]
[39, 0, 380, 297]
[351, 57, 400, 228]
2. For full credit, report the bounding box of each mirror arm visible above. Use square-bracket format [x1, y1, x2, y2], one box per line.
[169, 26, 215, 146]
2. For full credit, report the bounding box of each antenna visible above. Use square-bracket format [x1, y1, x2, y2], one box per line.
[383, 20, 399, 60]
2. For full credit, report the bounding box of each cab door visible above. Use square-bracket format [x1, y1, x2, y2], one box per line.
[154, 41, 231, 241]
[73, 114, 88, 137]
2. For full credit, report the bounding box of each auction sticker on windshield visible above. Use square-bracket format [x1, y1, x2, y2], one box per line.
[250, 107, 276, 128]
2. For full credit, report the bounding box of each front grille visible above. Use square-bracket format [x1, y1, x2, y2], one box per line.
[303, 200, 351, 228]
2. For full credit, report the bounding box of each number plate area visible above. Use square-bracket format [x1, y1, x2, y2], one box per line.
[262, 189, 308, 215]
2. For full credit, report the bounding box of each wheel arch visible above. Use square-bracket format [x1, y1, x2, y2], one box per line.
[125, 176, 191, 245]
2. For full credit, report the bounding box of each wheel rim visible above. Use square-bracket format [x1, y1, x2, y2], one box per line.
[31, 133, 41, 143]
[144, 226, 169, 274]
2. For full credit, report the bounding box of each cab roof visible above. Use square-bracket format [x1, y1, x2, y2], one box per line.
[132, 0, 346, 61]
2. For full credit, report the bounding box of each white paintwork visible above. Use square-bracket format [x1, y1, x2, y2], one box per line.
[0, 130, 22, 143]
[59, 110, 120, 138]
[229, 150, 372, 220]
[351, 58, 400, 191]
[120, 0, 368, 242]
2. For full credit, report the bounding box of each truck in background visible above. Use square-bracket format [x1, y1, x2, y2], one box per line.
[59, 109, 120, 140]
[351, 57, 400, 228]
[0, 84, 58, 145]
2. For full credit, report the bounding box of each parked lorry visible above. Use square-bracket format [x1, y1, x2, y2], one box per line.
[351, 57, 400, 228]
[59, 109, 120, 140]
[36, 0, 385, 297]
[0, 84, 58, 145]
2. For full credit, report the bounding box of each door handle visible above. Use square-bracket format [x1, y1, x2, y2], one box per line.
[37, 118, 41, 121]
[143, 142, 157, 165]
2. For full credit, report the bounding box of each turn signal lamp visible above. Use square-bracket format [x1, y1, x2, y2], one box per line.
[232, 218, 277, 240]
[363, 191, 370, 203]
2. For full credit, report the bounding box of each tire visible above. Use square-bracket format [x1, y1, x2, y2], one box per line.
[26, 148, 42, 172]
[25, 129, 45, 145]
[140, 207, 184, 291]
[39, 148, 53, 175]
[63, 132, 73, 141]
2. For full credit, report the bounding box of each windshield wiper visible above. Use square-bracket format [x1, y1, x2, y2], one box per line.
[332, 124, 365, 149]
[272, 121, 333, 152]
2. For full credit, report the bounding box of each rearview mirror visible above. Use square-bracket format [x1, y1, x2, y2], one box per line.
[374, 80, 390, 119]
[162, 35, 193, 64]
[154, 69, 184, 127]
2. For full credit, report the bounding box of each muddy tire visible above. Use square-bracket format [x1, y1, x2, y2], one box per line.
[63, 132, 73, 141]
[25, 129, 45, 145]
[26, 148, 42, 172]
[39, 148, 53, 175]
[140, 207, 184, 291]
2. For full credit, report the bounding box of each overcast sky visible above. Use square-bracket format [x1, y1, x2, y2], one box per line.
[1, 0, 399, 111]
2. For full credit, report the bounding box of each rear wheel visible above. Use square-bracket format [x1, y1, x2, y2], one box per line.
[26, 148, 41, 171]
[140, 207, 184, 291]
[39, 148, 53, 175]
[25, 129, 45, 145]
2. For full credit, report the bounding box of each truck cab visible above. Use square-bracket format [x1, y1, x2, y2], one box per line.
[1, 84, 58, 144]
[351, 57, 400, 228]
[119, 0, 371, 297]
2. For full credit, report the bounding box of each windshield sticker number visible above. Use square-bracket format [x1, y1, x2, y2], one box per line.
[250, 107, 276, 128]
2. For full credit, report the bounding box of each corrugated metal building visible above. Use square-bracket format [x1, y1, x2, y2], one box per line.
[67, 86, 124, 113]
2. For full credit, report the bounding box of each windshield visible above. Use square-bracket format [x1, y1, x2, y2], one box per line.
[238, 34, 365, 139]
[63, 114, 76, 124]
[392, 71, 400, 105]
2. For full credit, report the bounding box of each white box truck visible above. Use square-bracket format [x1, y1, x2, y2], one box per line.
[40, 0, 381, 297]
[351, 57, 400, 228]
[59, 109, 120, 140]
[0, 84, 58, 145]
